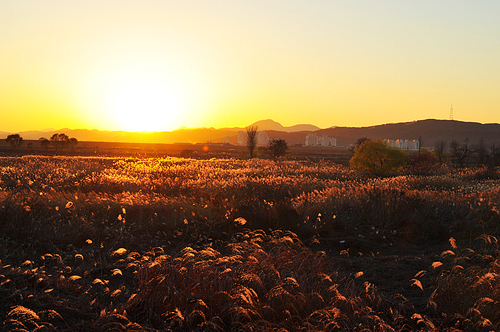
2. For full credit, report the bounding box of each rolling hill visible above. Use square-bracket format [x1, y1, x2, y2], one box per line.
[316, 119, 500, 148]
[1, 119, 499, 148]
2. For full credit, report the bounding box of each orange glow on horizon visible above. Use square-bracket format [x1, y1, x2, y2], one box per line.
[0, 2, 499, 133]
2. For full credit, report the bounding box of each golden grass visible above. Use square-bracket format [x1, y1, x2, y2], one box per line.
[1, 156, 500, 330]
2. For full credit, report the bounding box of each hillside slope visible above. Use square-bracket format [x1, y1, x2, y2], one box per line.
[2, 119, 499, 148]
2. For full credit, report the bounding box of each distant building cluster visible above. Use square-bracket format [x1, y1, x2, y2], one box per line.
[305, 134, 337, 147]
[385, 139, 420, 151]
[237, 131, 269, 146]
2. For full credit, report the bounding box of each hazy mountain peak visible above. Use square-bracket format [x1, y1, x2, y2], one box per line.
[249, 119, 321, 132]
[249, 119, 285, 130]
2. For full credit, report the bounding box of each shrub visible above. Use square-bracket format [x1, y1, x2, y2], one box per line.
[405, 149, 438, 175]
[350, 140, 408, 177]
[267, 139, 288, 160]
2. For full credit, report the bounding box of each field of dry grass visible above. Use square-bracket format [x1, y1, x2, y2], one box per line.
[1, 156, 500, 331]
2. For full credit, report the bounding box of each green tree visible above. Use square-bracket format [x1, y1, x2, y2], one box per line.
[246, 126, 258, 159]
[6, 134, 23, 150]
[350, 139, 408, 176]
[349, 137, 371, 154]
[267, 139, 288, 159]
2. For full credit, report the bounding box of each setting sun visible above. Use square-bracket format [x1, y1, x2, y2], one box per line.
[108, 80, 180, 132]
[2, 2, 500, 330]
[1, 1, 499, 132]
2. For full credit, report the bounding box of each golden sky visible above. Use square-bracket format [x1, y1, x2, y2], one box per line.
[1, 1, 499, 132]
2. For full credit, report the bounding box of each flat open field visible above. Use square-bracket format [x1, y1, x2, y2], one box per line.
[0, 140, 354, 164]
[1, 156, 500, 331]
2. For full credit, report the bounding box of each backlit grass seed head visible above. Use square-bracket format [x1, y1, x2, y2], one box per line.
[234, 217, 247, 225]
[111, 248, 128, 258]
[192, 299, 209, 313]
[187, 310, 206, 327]
[223, 305, 259, 324]
[7, 306, 40, 329]
[233, 286, 259, 307]
[111, 269, 123, 277]
[241, 273, 264, 296]
[281, 277, 300, 294]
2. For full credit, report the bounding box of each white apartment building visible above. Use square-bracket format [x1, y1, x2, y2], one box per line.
[305, 134, 337, 147]
[385, 139, 420, 151]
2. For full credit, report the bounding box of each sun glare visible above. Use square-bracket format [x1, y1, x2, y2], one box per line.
[109, 80, 180, 132]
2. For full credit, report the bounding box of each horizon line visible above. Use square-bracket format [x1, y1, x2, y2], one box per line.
[1, 117, 496, 134]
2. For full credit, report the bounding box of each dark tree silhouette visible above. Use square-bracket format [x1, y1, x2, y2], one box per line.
[246, 126, 258, 159]
[6, 134, 23, 150]
[267, 139, 288, 160]
[450, 138, 472, 168]
[69, 137, 78, 152]
[473, 138, 488, 166]
[417, 136, 424, 155]
[50, 133, 60, 151]
[50, 133, 70, 152]
[39, 137, 50, 151]
[406, 149, 438, 176]
[490, 143, 500, 168]
[433, 139, 447, 163]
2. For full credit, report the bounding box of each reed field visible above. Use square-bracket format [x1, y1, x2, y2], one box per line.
[1, 155, 500, 331]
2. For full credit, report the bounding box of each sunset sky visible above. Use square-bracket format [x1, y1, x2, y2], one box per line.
[1, 1, 499, 133]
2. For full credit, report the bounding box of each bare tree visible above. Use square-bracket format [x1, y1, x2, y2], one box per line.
[433, 139, 447, 163]
[417, 136, 424, 155]
[473, 138, 488, 166]
[450, 138, 472, 168]
[246, 126, 258, 159]
[490, 143, 500, 168]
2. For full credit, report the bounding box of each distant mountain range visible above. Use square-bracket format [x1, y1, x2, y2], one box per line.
[317, 119, 500, 148]
[221, 119, 321, 132]
[2, 119, 500, 148]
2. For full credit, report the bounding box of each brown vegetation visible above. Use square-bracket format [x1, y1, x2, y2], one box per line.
[1, 156, 500, 331]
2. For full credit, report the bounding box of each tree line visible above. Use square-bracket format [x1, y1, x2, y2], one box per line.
[5, 133, 78, 152]
[8, 129, 499, 172]
[350, 137, 500, 177]
[433, 138, 500, 168]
